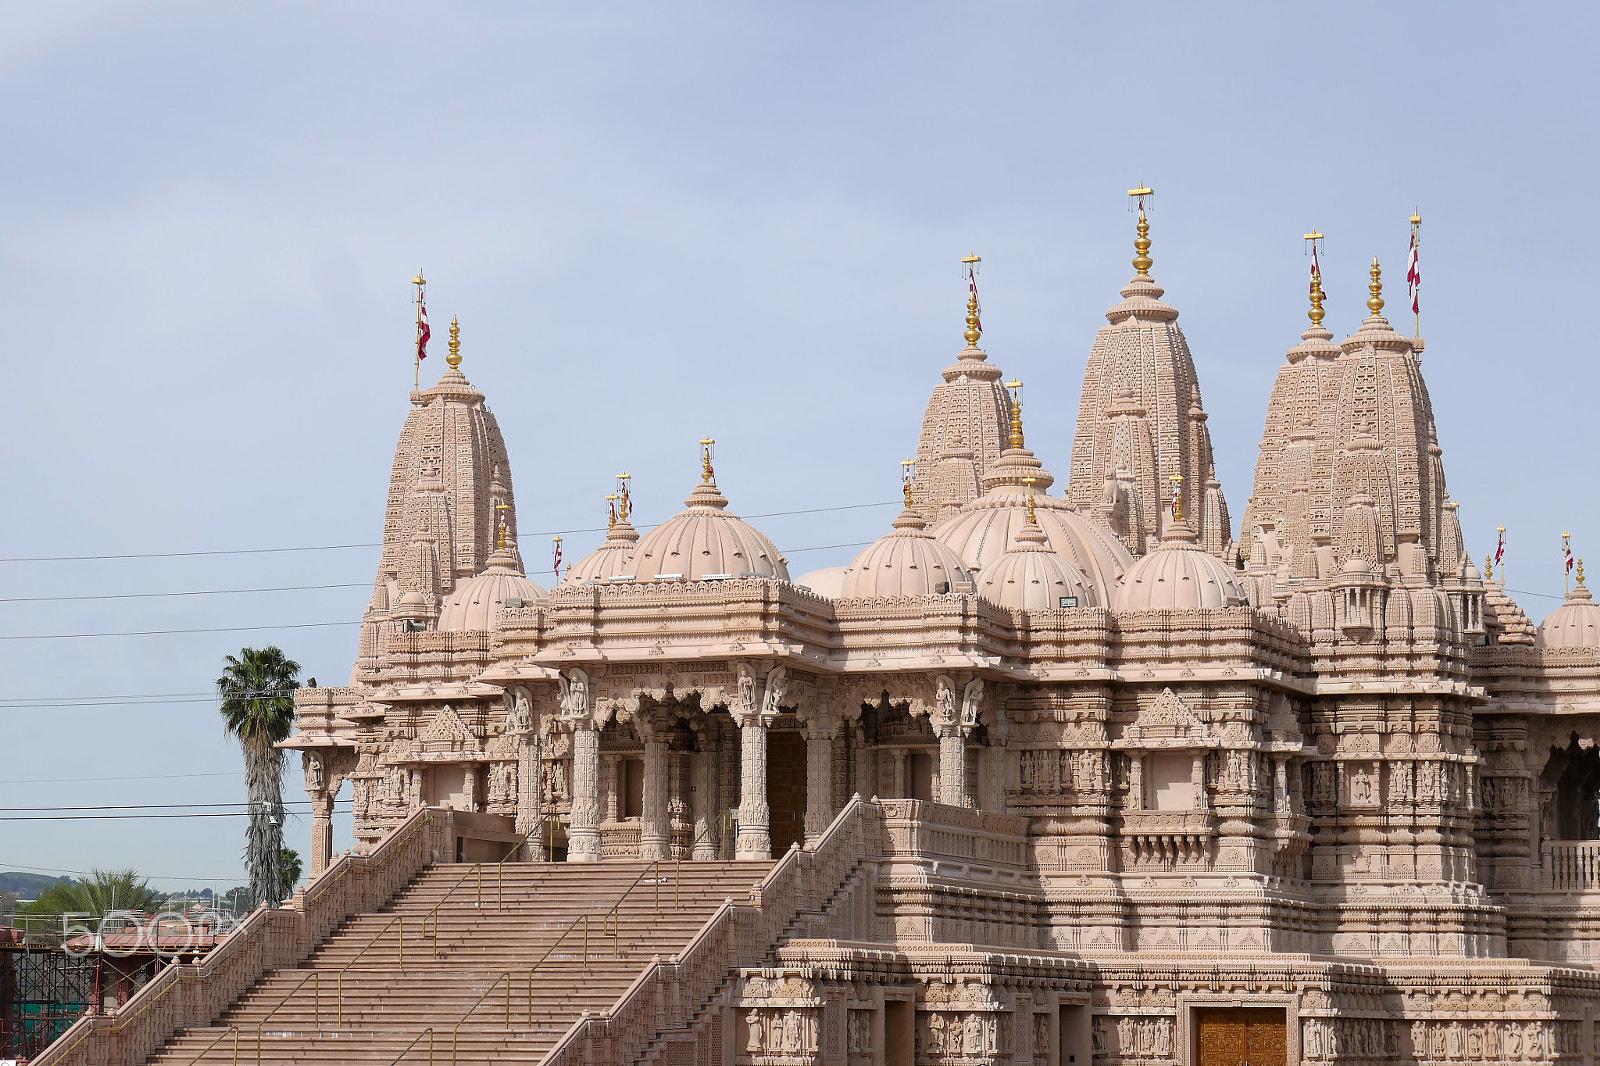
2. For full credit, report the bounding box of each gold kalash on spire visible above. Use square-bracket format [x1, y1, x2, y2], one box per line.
[495, 501, 511, 550]
[1367, 258, 1386, 315]
[1005, 379, 1025, 450]
[447, 316, 463, 368]
[961, 254, 983, 348]
[901, 458, 915, 509]
[1304, 231, 1327, 328]
[700, 438, 716, 484]
[1128, 185, 1155, 277]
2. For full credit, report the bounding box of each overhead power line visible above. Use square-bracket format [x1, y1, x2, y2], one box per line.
[0, 500, 899, 565]
[0, 582, 369, 604]
[0, 771, 242, 784]
[3, 861, 241, 882]
[0, 620, 361, 641]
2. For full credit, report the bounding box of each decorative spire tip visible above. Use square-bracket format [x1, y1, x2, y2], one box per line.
[1005, 379, 1025, 450]
[1367, 258, 1385, 314]
[1128, 185, 1154, 278]
[447, 315, 462, 368]
[699, 438, 716, 484]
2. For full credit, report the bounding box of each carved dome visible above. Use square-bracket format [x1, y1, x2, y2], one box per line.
[795, 566, 847, 598]
[932, 450, 1131, 595]
[837, 509, 972, 599]
[438, 546, 548, 630]
[621, 480, 789, 583]
[563, 519, 640, 585]
[1114, 524, 1247, 610]
[1538, 583, 1600, 649]
[977, 521, 1096, 610]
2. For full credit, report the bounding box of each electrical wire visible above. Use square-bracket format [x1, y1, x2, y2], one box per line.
[0, 500, 899, 564]
[0, 620, 361, 641]
[0, 802, 336, 812]
[2, 861, 240, 882]
[0, 772, 242, 784]
[0, 582, 369, 604]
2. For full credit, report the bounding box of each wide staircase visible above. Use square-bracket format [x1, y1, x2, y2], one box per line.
[145, 860, 770, 1065]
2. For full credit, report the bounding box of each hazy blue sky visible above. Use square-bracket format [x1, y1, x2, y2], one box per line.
[3, 2, 1595, 890]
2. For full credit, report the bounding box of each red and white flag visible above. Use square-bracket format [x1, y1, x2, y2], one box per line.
[1406, 229, 1421, 316]
[1169, 480, 1181, 518]
[1494, 529, 1505, 567]
[968, 264, 983, 334]
[1566, 540, 1575, 575]
[1310, 242, 1324, 299]
[416, 295, 431, 362]
[552, 538, 563, 577]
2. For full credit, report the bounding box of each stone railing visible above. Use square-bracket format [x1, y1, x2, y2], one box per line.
[878, 798, 1031, 874]
[32, 807, 451, 1066]
[1543, 840, 1600, 891]
[541, 796, 883, 1066]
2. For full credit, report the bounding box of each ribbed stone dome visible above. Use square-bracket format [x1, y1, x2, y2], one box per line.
[563, 519, 640, 585]
[1539, 583, 1600, 649]
[932, 449, 1131, 596]
[621, 481, 789, 582]
[1115, 524, 1247, 610]
[438, 547, 548, 630]
[837, 509, 972, 599]
[977, 522, 1097, 610]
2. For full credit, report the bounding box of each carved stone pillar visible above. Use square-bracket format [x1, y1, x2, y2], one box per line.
[310, 791, 335, 877]
[641, 725, 670, 861]
[691, 741, 717, 860]
[602, 756, 620, 824]
[568, 723, 602, 862]
[515, 733, 543, 859]
[738, 717, 771, 859]
[892, 749, 907, 798]
[804, 715, 838, 847]
[938, 726, 970, 808]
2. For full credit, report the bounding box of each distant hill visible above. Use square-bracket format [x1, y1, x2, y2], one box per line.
[0, 871, 74, 898]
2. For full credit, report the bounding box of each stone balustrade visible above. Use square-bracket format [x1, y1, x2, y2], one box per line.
[1543, 840, 1600, 891]
[31, 807, 451, 1066]
[542, 796, 883, 1066]
[878, 797, 1031, 875]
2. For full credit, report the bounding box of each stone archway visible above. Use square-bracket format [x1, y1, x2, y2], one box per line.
[1541, 736, 1600, 840]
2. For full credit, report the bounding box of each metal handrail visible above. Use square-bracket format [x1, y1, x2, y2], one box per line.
[335, 913, 403, 1024]
[253, 970, 320, 1065]
[421, 820, 550, 958]
[387, 1026, 434, 1066]
[183, 1025, 238, 1065]
[449, 972, 513, 1066]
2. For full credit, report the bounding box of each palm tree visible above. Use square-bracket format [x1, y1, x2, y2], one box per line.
[217, 646, 300, 909]
[19, 869, 167, 918]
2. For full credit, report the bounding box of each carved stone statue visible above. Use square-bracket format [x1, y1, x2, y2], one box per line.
[558, 668, 589, 721]
[304, 751, 325, 791]
[961, 677, 984, 727]
[934, 675, 956, 726]
[762, 665, 788, 718]
[508, 688, 534, 734]
[745, 1009, 764, 1053]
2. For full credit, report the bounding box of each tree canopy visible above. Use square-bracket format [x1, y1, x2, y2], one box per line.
[17, 869, 167, 918]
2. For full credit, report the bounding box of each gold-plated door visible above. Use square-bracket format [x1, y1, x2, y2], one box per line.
[1195, 1008, 1286, 1066]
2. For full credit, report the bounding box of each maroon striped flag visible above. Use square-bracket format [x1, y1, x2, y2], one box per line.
[1406, 229, 1421, 316]
[416, 295, 431, 362]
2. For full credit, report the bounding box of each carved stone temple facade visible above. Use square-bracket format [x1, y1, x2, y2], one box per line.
[283, 215, 1600, 1066]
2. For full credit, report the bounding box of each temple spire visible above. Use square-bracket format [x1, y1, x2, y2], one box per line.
[1129, 185, 1154, 278]
[447, 316, 463, 368]
[1006, 379, 1025, 450]
[1367, 258, 1385, 315]
[1305, 231, 1327, 328]
[962, 254, 983, 348]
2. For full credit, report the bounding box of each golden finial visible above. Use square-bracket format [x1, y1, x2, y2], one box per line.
[1005, 379, 1025, 450]
[605, 493, 619, 530]
[616, 472, 632, 523]
[1580, 558, 1587, 587]
[1169, 473, 1185, 523]
[961, 254, 982, 347]
[495, 501, 510, 550]
[1023, 476, 1037, 524]
[1304, 231, 1326, 327]
[901, 458, 915, 509]
[1367, 258, 1385, 314]
[700, 438, 716, 483]
[447, 315, 462, 368]
[1129, 185, 1154, 278]
[1484, 552, 1492, 582]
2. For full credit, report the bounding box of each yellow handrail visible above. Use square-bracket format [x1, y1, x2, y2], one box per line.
[335, 912, 403, 1024]
[386, 1026, 434, 1066]
[182, 1025, 238, 1066]
[449, 972, 513, 1066]
[421, 819, 552, 959]
[255, 971, 319, 1066]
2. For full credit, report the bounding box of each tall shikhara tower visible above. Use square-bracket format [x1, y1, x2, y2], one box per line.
[1067, 193, 1232, 560]
[354, 318, 520, 678]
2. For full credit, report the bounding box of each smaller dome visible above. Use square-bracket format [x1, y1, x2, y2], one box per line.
[438, 547, 548, 630]
[1115, 524, 1248, 611]
[795, 565, 847, 599]
[1539, 583, 1600, 649]
[978, 522, 1096, 610]
[563, 519, 640, 585]
[838, 509, 972, 599]
[621, 480, 789, 583]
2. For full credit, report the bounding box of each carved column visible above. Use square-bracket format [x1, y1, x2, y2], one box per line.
[938, 725, 970, 808]
[310, 791, 335, 877]
[804, 714, 838, 847]
[567, 724, 602, 862]
[640, 720, 670, 861]
[738, 715, 771, 859]
[507, 687, 544, 859]
[691, 737, 717, 860]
